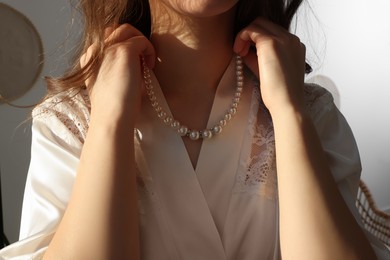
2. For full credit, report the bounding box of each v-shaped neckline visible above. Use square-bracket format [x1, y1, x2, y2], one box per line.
[135, 57, 254, 259]
[145, 56, 238, 172]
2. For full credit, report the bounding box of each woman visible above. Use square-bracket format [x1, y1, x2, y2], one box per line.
[1, 0, 389, 259]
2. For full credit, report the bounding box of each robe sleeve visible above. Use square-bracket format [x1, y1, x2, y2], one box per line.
[0, 103, 84, 259]
[307, 84, 390, 259]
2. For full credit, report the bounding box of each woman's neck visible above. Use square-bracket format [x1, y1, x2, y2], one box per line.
[149, 1, 237, 96]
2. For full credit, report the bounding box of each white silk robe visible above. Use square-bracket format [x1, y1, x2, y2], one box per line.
[1, 58, 389, 259]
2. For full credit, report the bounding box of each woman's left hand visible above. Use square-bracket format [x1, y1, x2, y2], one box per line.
[234, 17, 306, 114]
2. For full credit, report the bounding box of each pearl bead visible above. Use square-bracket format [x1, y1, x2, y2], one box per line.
[145, 78, 152, 85]
[189, 130, 200, 140]
[164, 116, 173, 125]
[202, 130, 213, 139]
[219, 119, 227, 126]
[171, 120, 180, 130]
[213, 125, 222, 134]
[229, 107, 237, 115]
[178, 126, 189, 136]
[224, 113, 232, 121]
[158, 111, 166, 118]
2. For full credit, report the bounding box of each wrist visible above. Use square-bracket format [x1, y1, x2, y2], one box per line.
[89, 108, 137, 135]
[267, 102, 313, 135]
[261, 83, 305, 116]
[267, 99, 307, 119]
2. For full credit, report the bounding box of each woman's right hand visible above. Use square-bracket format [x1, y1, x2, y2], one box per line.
[80, 24, 155, 129]
[42, 25, 154, 260]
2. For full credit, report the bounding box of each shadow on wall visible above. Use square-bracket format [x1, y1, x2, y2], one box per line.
[306, 75, 341, 110]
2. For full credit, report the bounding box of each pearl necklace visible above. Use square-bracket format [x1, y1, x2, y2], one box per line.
[142, 55, 244, 140]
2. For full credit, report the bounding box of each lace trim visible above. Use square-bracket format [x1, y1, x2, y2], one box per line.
[234, 83, 278, 200]
[233, 83, 334, 200]
[33, 88, 91, 145]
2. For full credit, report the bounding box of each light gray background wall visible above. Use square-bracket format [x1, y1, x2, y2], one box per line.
[0, 0, 389, 243]
[0, 0, 76, 243]
[299, 0, 390, 210]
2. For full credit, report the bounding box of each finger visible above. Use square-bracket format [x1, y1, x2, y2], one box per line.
[121, 35, 155, 69]
[79, 27, 114, 68]
[80, 42, 99, 68]
[106, 35, 155, 70]
[251, 17, 304, 51]
[106, 24, 155, 68]
[104, 25, 116, 39]
[251, 17, 288, 38]
[233, 38, 251, 57]
[83, 24, 155, 66]
[242, 50, 259, 79]
[234, 23, 277, 56]
[105, 23, 145, 45]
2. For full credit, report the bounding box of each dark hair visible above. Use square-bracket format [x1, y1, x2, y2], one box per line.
[45, 0, 308, 97]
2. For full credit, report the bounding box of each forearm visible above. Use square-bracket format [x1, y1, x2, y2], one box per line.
[43, 117, 139, 259]
[272, 106, 375, 260]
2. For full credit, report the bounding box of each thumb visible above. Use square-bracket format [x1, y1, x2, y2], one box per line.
[242, 50, 259, 79]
